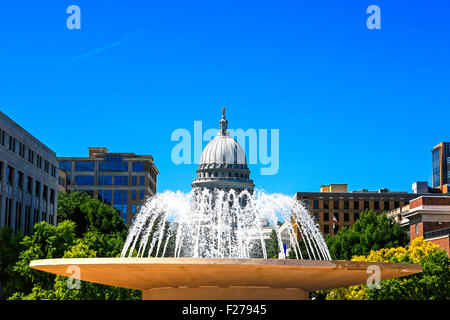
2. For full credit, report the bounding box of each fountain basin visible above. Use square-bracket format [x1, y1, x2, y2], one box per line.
[29, 258, 422, 300]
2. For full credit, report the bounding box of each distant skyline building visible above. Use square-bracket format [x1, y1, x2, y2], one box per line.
[295, 184, 420, 235]
[58, 147, 158, 224]
[0, 111, 59, 234]
[432, 142, 450, 193]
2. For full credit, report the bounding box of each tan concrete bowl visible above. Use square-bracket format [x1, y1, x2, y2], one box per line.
[30, 258, 422, 300]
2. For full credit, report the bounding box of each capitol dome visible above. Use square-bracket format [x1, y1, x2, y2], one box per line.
[200, 130, 247, 165]
[192, 109, 254, 192]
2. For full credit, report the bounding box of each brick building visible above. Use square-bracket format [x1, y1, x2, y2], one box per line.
[388, 196, 450, 254]
[295, 184, 418, 235]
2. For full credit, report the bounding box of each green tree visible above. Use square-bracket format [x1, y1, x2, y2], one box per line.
[326, 210, 408, 260]
[326, 237, 450, 300]
[0, 227, 24, 298]
[52, 241, 141, 300]
[57, 191, 127, 238]
[265, 230, 280, 259]
[8, 220, 77, 299]
[7, 192, 141, 300]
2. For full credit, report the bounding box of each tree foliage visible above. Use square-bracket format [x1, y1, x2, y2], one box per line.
[0, 227, 24, 298]
[325, 237, 450, 300]
[326, 210, 409, 260]
[57, 192, 127, 238]
[3, 192, 141, 300]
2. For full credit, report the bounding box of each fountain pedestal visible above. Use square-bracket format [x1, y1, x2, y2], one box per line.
[30, 258, 421, 300]
[143, 287, 308, 300]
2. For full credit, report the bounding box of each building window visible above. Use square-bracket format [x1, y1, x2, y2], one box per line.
[0, 129, 5, 146]
[374, 201, 379, 210]
[140, 190, 145, 200]
[75, 176, 94, 185]
[59, 161, 72, 171]
[354, 212, 360, 221]
[324, 225, 330, 234]
[140, 176, 145, 186]
[323, 200, 329, 209]
[415, 224, 419, 235]
[344, 213, 349, 222]
[131, 204, 137, 214]
[333, 200, 339, 210]
[28, 149, 34, 164]
[354, 201, 359, 210]
[99, 156, 128, 172]
[75, 161, 95, 171]
[36, 155, 43, 169]
[132, 190, 137, 200]
[313, 200, 319, 209]
[16, 171, 23, 190]
[99, 190, 112, 204]
[364, 201, 370, 210]
[132, 162, 144, 172]
[18, 142, 26, 158]
[43, 185, 48, 201]
[323, 212, 329, 221]
[132, 176, 137, 186]
[35, 181, 41, 198]
[50, 189, 55, 204]
[7, 166, 13, 185]
[394, 201, 399, 208]
[8, 135, 16, 152]
[344, 200, 349, 210]
[114, 176, 123, 185]
[99, 176, 112, 185]
[26, 176, 33, 194]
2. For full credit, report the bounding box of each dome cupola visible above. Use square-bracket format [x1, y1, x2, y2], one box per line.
[192, 109, 254, 192]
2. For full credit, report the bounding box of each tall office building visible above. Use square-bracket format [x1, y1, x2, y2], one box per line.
[432, 142, 450, 193]
[58, 147, 158, 224]
[0, 111, 59, 234]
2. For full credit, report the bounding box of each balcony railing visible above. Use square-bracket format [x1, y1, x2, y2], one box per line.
[424, 227, 450, 240]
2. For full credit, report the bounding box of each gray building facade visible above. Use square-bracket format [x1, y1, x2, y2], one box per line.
[0, 111, 59, 234]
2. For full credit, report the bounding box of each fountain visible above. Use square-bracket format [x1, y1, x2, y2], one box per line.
[30, 110, 421, 300]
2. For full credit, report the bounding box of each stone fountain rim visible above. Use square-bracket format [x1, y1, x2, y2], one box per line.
[30, 257, 422, 271]
[29, 258, 422, 300]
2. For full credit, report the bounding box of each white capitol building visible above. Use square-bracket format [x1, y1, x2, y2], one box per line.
[191, 109, 255, 192]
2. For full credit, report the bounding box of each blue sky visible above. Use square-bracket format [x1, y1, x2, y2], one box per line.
[0, 1, 449, 195]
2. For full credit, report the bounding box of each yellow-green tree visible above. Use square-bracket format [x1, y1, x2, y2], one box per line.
[326, 237, 450, 300]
